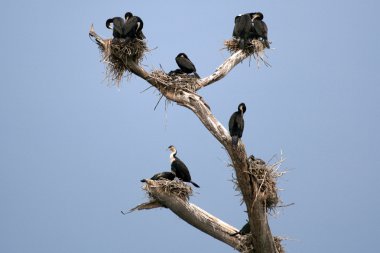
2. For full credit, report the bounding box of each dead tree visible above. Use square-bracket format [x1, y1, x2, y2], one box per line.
[89, 22, 285, 253]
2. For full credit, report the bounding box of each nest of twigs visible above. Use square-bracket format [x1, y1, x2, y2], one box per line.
[274, 236, 285, 253]
[236, 234, 254, 253]
[246, 155, 285, 211]
[225, 38, 266, 55]
[237, 235, 285, 253]
[98, 38, 148, 86]
[224, 38, 270, 67]
[143, 179, 193, 201]
[150, 70, 199, 93]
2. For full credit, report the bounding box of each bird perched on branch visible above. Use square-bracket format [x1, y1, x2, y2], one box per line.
[140, 171, 176, 183]
[229, 103, 246, 147]
[168, 145, 200, 188]
[106, 17, 127, 39]
[250, 12, 270, 48]
[175, 53, 200, 78]
[230, 222, 251, 236]
[124, 12, 145, 40]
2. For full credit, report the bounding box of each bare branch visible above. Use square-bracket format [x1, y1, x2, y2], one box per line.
[196, 50, 248, 90]
[136, 180, 242, 250]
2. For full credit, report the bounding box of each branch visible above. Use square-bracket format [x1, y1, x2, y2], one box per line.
[131, 180, 244, 250]
[90, 26, 279, 253]
[196, 50, 248, 90]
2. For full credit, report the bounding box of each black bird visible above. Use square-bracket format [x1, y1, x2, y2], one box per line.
[232, 13, 253, 49]
[168, 145, 200, 188]
[106, 17, 127, 39]
[140, 171, 176, 183]
[175, 53, 200, 78]
[124, 12, 145, 40]
[229, 103, 246, 147]
[250, 12, 270, 48]
[230, 222, 251, 236]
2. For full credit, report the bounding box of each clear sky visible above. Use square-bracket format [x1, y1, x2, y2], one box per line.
[1, 0, 379, 252]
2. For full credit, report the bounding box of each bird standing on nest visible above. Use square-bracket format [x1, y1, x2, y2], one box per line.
[250, 12, 270, 49]
[124, 12, 145, 40]
[140, 171, 176, 183]
[229, 103, 246, 148]
[175, 53, 200, 78]
[106, 17, 127, 39]
[168, 145, 200, 188]
[233, 13, 253, 49]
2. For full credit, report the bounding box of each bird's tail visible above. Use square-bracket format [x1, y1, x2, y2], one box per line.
[140, 179, 147, 183]
[191, 181, 200, 188]
[229, 231, 239, 236]
[264, 39, 270, 49]
[232, 136, 239, 147]
[193, 72, 200, 78]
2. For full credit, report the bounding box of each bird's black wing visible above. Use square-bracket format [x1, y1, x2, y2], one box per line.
[233, 16, 241, 37]
[176, 57, 196, 73]
[151, 171, 175, 181]
[125, 16, 138, 37]
[112, 17, 126, 38]
[236, 114, 244, 138]
[234, 14, 251, 38]
[252, 20, 268, 39]
[171, 157, 191, 182]
[229, 111, 238, 134]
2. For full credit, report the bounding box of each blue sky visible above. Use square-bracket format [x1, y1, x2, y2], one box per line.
[1, 0, 379, 252]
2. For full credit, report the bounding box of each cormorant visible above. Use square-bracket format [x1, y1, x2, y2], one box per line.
[230, 222, 251, 236]
[168, 145, 200, 188]
[232, 13, 253, 49]
[250, 12, 270, 48]
[175, 53, 200, 78]
[106, 17, 127, 39]
[124, 12, 145, 40]
[228, 103, 246, 147]
[140, 171, 176, 183]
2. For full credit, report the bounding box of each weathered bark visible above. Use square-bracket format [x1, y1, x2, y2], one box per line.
[89, 27, 277, 253]
[140, 180, 242, 249]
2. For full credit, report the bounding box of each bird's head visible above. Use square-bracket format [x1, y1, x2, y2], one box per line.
[177, 53, 188, 59]
[251, 12, 264, 21]
[238, 103, 246, 113]
[124, 12, 133, 21]
[167, 145, 177, 154]
[106, 18, 113, 29]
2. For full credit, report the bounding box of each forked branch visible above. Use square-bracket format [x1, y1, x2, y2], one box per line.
[89, 26, 278, 253]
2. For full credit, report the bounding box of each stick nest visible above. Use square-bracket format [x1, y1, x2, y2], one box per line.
[224, 38, 266, 55]
[274, 236, 285, 253]
[237, 235, 284, 253]
[143, 179, 193, 201]
[247, 155, 284, 211]
[98, 38, 148, 86]
[150, 70, 199, 93]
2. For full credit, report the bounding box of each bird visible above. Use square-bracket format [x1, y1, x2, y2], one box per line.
[250, 12, 270, 48]
[168, 145, 200, 188]
[175, 53, 200, 78]
[140, 171, 176, 183]
[229, 103, 246, 147]
[106, 17, 127, 39]
[124, 12, 145, 40]
[232, 13, 253, 49]
[230, 222, 251, 236]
